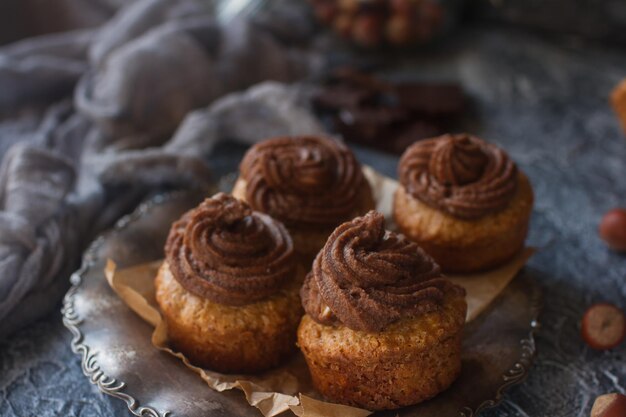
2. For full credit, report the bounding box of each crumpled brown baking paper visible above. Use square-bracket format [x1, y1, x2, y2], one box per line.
[104, 167, 534, 417]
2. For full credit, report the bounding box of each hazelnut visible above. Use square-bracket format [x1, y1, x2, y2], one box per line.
[599, 208, 626, 251]
[338, 0, 359, 13]
[333, 13, 354, 38]
[581, 303, 626, 350]
[313, 1, 337, 25]
[419, 0, 444, 25]
[386, 14, 414, 45]
[351, 14, 383, 48]
[390, 0, 415, 14]
[611, 79, 626, 136]
[591, 393, 626, 417]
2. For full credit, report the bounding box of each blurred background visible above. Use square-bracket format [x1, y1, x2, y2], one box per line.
[3, 0, 626, 45]
[0, 1, 625, 417]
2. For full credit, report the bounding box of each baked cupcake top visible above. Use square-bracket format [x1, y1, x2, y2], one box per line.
[165, 193, 295, 306]
[398, 133, 518, 219]
[239, 136, 365, 228]
[300, 211, 464, 332]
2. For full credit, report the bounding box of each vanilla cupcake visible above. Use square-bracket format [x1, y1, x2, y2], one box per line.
[155, 193, 302, 374]
[394, 133, 534, 273]
[232, 136, 375, 264]
[298, 211, 466, 410]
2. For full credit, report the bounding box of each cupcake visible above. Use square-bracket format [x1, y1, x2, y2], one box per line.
[394, 133, 534, 273]
[298, 211, 466, 410]
[155, 193, 302, 374]
[232, 135, 375, 264]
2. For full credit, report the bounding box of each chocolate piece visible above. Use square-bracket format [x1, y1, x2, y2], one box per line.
[300, 211, 465, 332]
[313, 69, 467, 154]
[239, 136, 365, 227]
[312, 84, 377, 111]
[390, 120, 442, 153]
[334, 109, 438, 152]
[330, 67, 392, 93]
[338, 105, 410, 127]
[394, 83, 465, 115]
[334, 115, 391, 146]
[334, 106, 411, 149]
[399, 134, 518, 219]
[166, 193, 295, 306]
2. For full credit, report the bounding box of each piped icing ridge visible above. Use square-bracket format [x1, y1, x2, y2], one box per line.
[239, 136, 365, 227]
[399, 133, 518, 219]
[165, 193, 295, 305]
[301, 211, 464, 332]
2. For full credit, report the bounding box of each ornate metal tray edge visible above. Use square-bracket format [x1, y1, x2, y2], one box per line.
[61, 191, 541, 417]
[62, 193, 181, 417]
[461, 285, 541, 417]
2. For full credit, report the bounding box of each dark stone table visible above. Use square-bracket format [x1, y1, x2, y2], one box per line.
[1, 26, 625, 417]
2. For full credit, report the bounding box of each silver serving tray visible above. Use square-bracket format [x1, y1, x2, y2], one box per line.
[62, 190, 541, 417]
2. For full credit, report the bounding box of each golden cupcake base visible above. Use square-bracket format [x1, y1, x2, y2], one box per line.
[393, 172, 534, 273]
[155, 262, 303, 374]
[297, 292, 467, 410]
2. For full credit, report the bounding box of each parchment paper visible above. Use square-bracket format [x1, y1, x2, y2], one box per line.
[104, 167, 534, 417]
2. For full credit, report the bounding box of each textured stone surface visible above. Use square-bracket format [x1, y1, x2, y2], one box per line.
[1, 27, 626, 417]
[471, 0, 626, 45]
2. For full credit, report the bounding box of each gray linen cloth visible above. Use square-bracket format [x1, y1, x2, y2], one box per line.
[0, 0, 324, 337]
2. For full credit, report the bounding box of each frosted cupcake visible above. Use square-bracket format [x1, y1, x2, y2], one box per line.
[298, 211, 467, 410]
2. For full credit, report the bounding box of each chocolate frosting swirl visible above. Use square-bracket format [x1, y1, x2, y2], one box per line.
[239, 136, 365, 227]
[301, 211, 464, 332]
[165, 193, 295, 306]
[399, 134, 518, 219]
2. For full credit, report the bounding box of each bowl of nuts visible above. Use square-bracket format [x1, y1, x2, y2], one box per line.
[309, 0, 464, 48]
